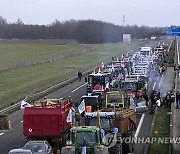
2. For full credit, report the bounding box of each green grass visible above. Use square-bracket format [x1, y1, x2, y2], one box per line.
[0, 44, 93, 71]
[148, 107, 170, 154]
[0, 40, 146, 109]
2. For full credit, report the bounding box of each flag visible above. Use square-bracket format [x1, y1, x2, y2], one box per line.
[71, 107, 76, 112]
[111, 63, 115, 72]
[20, 100, 33, 109]
[96, 110, 101, 128]
[101, 84, 104, 91]
[66, 109, 72, 123]
[105, 82, 110, 89]
[101, 62, 104, 68]
[81, 138, 86, 154]
[78, 99, 85, 114]
[98, 67, 101, 73]
[104, 82, 110, 93]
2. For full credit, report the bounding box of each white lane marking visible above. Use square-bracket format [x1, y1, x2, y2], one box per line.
[72, 83, 88, 93]
[158, 75, 163, 89]
[0, 133, 4, 136]
[153, 82, 156, 90]
[21, 120, 23, 123]
[134, 113, 145, 139]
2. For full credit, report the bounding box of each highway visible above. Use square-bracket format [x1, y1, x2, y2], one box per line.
[0, 38, 174, 154]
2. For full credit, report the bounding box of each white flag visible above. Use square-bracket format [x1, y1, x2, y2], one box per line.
[66, 109, 72, 123]
[71, 107, 76, 112]
[111, 63, 115, 72]
[101, 62, 104, 68]
[20, 100, 33, 109]
[78, 99, 85, 114]
[105, 82, 110, 89]
[101, 84, 104, 91]
[98, 67, 100, 72]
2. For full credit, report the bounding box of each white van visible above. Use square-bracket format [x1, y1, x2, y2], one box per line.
[140, 47, 152, 55]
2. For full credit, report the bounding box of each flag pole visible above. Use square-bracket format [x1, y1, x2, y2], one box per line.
[96, 110, 101, 128]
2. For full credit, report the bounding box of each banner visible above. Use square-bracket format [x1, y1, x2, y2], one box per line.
[20, 100, 33, 109]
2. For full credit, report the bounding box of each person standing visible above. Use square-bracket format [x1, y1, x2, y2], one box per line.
[165, 92, 171, 108]
[143, 91, 149, 106]
[176, 91, 180, 108]
[78, 71, 82, 82]
[94, 82, 102, 90]
[150, 90, 157, 113]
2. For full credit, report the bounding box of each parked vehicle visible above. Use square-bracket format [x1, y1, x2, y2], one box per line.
[140, 47, 152, 56]
[134, 99, 148, 113]
[8, 149, 32, 154]
[23, 140, 53, 154]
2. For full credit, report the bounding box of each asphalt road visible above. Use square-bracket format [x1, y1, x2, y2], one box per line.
[0, 38, 174, 154]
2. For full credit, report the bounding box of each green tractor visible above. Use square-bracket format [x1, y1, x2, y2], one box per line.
[85, 111, 123, 154]
[61, 126, 108, 154]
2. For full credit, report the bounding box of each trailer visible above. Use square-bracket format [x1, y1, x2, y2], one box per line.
[23, 98, 71, 150]
[0, 114, 11, 130]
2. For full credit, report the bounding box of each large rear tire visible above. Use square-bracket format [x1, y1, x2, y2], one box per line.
[122, 132, 134, 154]
[109, 133, 123, 154]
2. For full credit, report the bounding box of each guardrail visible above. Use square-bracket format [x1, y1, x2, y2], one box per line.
[0, 67, 95, 115]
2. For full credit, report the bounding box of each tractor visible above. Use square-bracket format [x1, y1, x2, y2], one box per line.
[61, 126, 109, 154]
[85, 110, 136, 154]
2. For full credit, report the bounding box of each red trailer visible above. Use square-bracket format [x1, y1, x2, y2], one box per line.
[23, 98, 71, 148]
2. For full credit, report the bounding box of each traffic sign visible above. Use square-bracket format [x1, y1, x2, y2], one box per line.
[166, 27, 180, 36]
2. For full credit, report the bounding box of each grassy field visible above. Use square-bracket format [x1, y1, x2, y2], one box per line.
[0, 40, 146, 109]
[0, 43, 94, 72]
[148, 107, 170, 154]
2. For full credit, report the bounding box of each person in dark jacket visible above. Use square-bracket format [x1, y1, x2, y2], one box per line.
[176, 91, 180, 108]
[78, 71, 82, 82]
[143, 91, 149, 106]
[150, 90, 157, 113]
[165, 91, 171, 108]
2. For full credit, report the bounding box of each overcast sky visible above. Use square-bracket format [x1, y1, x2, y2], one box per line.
[0, 0, 179, 27]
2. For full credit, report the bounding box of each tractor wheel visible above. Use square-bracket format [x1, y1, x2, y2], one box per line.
[123, 133, 134, 153]
[109, 133, 123, 154]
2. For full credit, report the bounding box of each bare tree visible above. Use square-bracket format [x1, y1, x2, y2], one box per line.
[0, 16, 7, 25]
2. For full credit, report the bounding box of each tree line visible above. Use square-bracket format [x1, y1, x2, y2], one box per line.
[0, 17, 165, 43]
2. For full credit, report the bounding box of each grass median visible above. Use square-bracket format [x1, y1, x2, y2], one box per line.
[148, 107, 171, 154]
[0, 40, 146, 109]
